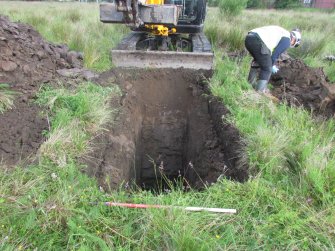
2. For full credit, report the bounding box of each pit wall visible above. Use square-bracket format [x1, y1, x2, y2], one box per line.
[84, 69, 248, 190]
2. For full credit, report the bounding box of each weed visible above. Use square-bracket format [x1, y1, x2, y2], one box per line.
[25, 14, 49, 29]
[325, 65, 335, 82]
[63, 9, 81, 23]
[68, 26, 86, 52]
[218, 0, 247, 17]
[225, 27, 245, 51]
[289, 33, 327, 58]
[0, 83, 17, 113]
[50, 20, 71, 42]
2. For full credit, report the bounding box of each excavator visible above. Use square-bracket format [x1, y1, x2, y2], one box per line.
[99, 0, 213, 69]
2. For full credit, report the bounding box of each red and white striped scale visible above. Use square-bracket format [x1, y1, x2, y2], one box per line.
[105, 202, 236, 214]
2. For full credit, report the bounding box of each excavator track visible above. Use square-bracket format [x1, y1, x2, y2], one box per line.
[111, 32, 214, 70]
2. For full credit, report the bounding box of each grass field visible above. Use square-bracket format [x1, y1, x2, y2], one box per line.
[0, 2, 335, 250]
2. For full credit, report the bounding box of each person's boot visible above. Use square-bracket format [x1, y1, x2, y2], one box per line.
[247, 66, 259, 88]
[256, 80, 268, 92]
[256, 80, 279, 103]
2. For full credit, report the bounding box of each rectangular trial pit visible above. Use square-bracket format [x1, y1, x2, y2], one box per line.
[86, 68, 248, 190]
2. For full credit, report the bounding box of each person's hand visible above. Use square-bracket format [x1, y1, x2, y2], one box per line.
[272, 65, 279, 74]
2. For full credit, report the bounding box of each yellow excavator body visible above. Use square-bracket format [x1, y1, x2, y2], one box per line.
[99, 0, 214, 70]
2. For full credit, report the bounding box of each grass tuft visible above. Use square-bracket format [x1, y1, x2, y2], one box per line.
[63, 9, 81, 23]
[0, 83, 17, 113]
[289, 33, 328, 58]
[24, 14, 49, 29]
[36, 82, 120, 165]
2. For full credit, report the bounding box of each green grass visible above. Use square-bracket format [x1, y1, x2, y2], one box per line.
[212, 57, 335, 204]
[35, 82, 120, 165]
[0, 83, 17, 113]
[0, 3, 335, 250]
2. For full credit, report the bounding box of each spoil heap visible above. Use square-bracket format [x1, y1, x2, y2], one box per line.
[0, 15, 83, 165]
[271, 58, 335, 118]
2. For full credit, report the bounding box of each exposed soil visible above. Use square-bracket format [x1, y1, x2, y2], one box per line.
[0, 15, 87, 165]
[0, 16, 249, 190]
[84, 69, 248, 190]
[270, 58, 335, 118]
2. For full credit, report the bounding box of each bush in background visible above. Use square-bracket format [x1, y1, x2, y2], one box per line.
[218, 0, 248, 16]
[247, 0, 264, 8]
[208, 0, 220, 7]
[274, 0, 301, 8]
[247, 0, 275, 8]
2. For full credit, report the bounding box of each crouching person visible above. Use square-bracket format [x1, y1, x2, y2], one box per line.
[245, 26, 301, 93]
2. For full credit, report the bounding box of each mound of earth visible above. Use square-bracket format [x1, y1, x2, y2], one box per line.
[83, 68, 248, 190]
[270, 58, 335, 118]
[0, 15, 87, 166]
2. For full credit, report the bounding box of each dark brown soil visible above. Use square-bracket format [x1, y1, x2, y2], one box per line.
[0, 15, 85, 165]
[0, 16, 249, 190]
[84, 68, 248, 190]
[270, 58, 335, 118]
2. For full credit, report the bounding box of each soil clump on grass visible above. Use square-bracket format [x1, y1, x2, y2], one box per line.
[85, 68, 248, 190]
[270, 58, 335, 118]
[0, 15, 87, 166]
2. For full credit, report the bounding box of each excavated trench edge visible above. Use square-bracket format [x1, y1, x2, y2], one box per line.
[86, 69, 249, 190]
[135, 97, 249, 190]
